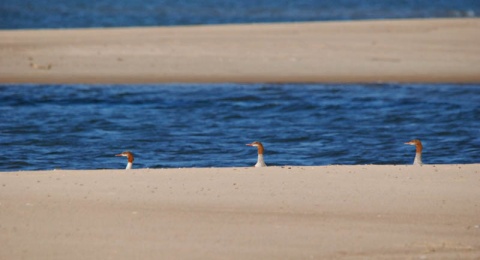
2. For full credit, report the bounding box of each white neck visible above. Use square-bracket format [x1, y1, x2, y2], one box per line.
[413, 153, 423, 166]
[126, 162, 133, 170]
[255, 154, 267, 167]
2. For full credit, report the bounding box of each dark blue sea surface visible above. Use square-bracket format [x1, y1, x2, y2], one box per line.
[0, 84, 478, 171]
[1, 0, 478, 29]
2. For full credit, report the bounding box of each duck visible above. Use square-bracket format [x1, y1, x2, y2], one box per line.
[116, 151, 134, 169]
[404, 139, 423, 165]
[246, 141, 267, 167]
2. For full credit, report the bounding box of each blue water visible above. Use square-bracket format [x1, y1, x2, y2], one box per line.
[0, 84, 478, 171]
[1, 0, 478, 29]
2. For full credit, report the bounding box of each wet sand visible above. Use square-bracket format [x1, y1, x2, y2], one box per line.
[1, 165, 480, 259]
[1, 18, 479, 84]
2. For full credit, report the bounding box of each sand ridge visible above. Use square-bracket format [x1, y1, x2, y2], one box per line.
[1, 18, 479, 84]
[1, 164, 479, 259]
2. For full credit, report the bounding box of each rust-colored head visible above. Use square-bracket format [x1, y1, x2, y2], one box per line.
[116, 151, 134, 163]
[246, 141, 265, 155]
[404, 139, 423, 153]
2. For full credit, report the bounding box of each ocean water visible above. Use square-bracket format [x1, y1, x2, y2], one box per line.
[1, 0, 478, 29]
[0, 84, 478, 171]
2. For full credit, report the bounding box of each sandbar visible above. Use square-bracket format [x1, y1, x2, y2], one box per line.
[1, 18, 479, 84]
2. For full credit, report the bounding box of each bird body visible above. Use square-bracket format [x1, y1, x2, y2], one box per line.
[116, 151, 134, 169]
[405, 140, 423, 165]
[246, 141, 267, 167]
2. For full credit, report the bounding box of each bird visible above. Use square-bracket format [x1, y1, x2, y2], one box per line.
[116, 151, 134, 169]
[246, 141, 267, 167]
[404, 139, 423, 165]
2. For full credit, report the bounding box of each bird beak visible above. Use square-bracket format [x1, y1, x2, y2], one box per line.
[246, 143, 253, 146]
[115, 154, 123, 156]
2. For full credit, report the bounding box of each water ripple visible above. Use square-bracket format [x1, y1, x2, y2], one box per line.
[0, 83, 479, 170]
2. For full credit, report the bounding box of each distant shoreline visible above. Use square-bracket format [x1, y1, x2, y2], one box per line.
[1, 18, 479, 84]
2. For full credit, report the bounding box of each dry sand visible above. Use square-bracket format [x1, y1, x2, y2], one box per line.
[1, 18, 480, 84]
[1, 18, 480, 259]
[1, 165, 480, 259]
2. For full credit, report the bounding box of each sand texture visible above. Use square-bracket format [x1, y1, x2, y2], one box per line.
[1, 165, 480, 259]
[1, 18, 480, 84]
[1, 17, 480, 259]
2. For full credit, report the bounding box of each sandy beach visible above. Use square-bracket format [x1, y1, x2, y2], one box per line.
[1, 17, 480, 259]
[1, 18, 480, 84]
[1, 165, 479, 259]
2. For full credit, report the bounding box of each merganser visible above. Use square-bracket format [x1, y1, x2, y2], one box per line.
[116, 151, 134, 169]
[404, 139, 423, 165]
[246, 141, 267, 167]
